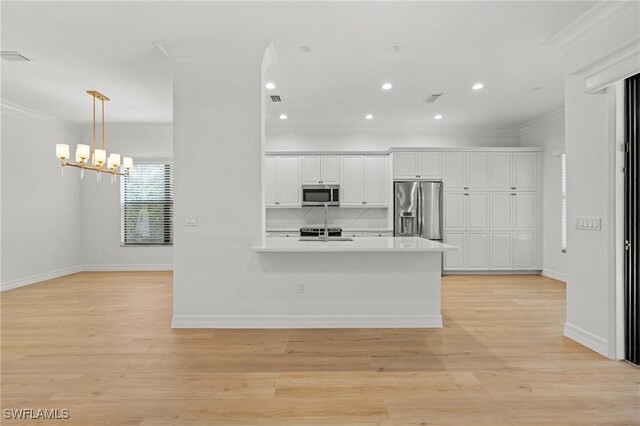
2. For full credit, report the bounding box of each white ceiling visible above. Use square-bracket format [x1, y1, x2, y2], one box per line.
[1, 1, 596, 127]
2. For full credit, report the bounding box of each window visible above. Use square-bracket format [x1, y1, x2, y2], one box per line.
[561, 153, 567, 252]
[121, 163, 173, 246]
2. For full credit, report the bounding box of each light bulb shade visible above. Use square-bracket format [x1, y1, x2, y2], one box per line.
[107, 158, 116, 170]
[56, 144, 69, 159]
[109, 153, 121, 167]
[93, 149, 106, 165]
[122, 157, 133, 170]
[76, 144, 90, 162]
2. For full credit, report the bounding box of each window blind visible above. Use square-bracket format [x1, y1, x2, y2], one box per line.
[121, 164, 173, 246]
[561, 153, 567, 252]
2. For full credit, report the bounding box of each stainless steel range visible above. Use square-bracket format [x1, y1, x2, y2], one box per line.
[300, 227, 342, 237]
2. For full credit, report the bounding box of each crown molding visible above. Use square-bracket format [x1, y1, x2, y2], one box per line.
[266, 125, 520, 137]
[519, 107, 564, 137]
[544, 1, 639, 53]
[1, 100, 80, 130]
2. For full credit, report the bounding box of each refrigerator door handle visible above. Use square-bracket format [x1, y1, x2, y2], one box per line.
[417, 185, 423, 236]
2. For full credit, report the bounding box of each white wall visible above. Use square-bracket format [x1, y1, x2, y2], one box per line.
[520, 109, 566, 280]
[81, 124, 173, 270]
[1, 103, 83, 290]
[266, 127, 521, 152]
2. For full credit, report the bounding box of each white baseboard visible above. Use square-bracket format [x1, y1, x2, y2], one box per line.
[1, 265, 83, 292]
[83, 264, 173, 272]
[1, 265, 173, 291]
[564, 322, 608, 357]
[542, 269, 566, 282]
[172, 314, 443, 329]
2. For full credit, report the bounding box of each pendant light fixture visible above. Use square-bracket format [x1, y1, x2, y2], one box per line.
[55, 91, 133, 181]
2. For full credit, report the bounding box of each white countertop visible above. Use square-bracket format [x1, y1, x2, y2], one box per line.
[252, 237, 457, 253]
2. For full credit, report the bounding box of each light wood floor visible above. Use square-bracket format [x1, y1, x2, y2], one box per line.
[1, 272, 638, 425]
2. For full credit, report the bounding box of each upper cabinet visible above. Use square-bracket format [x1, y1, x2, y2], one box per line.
[265, 156, 301, 207]
[393, 152, 442, 180]
[490, 152, 536, 191]
[301, 156, 340, 185]
[443, 152, 488, 191]
[341, 155, 388, 207]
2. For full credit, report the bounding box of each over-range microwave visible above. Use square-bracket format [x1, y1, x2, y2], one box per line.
[301, 185, 340, 206]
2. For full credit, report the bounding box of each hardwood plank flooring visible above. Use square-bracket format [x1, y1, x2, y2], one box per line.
[1, 272, 638, 425]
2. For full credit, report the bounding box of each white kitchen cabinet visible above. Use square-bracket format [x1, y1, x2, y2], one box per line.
[393, 152, 442, 179]
[444, 192, 488, 231]
[344, 231, 367, 238]
[467, 232, 490, 269]
[444, 192, 466, 230]
[265, 156, 301, 207]
[513, 232, 536, 269]
[443, 232, 489, 270]
[443, 152, 465, 191]
[301, 156, 339, 184]
[340, 155, 388, 207]
[490, 152, 536, 191]
[366, 231, 394, 237]
[490, 232, 513, 269]
[444, 232, 465, 270]
[443, 152, 488, 191]
[490, 192, 536, 231]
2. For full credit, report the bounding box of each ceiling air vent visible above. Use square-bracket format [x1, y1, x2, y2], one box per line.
[0, 51, 30, 62]
[270, 95, 282, 102]
[424, 93, 444, 103]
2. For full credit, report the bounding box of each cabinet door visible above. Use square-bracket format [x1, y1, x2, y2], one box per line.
[490, 152, 512, 191]
[417, 152, 442, 179]
[444, 232, 465, 270]
[490, 192, 512, 229]
[444, 193, 466, 230]
[341, 156, 365, 206]
[394, 152, 417, 179]
[467, 192, 490, 230]
[513, 152, 536, 191]
[364, 156, 388, 206]
[277, 156, 301, 206]
[513, 192, 536, 230]
[490, 232, 512, 269]
[301, 156, 321, 184]
[265, 156, 277, 206]
[466, 152, 489, 190]
[467, 232, 490, 269]
[513, 232, 536, 269]
[443, 152, 465, 191]
[321, 156, 340, 184]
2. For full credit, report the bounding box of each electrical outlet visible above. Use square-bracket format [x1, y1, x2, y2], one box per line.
[297, 283, 306, 295]
[185, 214, 198, 227]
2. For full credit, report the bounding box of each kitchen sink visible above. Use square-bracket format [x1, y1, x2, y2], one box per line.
[298, 237, 354, 242]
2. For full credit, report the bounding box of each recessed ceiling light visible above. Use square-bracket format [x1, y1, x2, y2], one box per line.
[434, 114, 443, 120]
[299, 45, 311, 53]
[532, 86, 543, 92]
[279, 114, 288, 120]
[265, 82, 276, 90]
[389, 45, 402, 53]
[365, 114, 374, 120]
[472, 82, 484, 90]
[382, 82, 393, 90]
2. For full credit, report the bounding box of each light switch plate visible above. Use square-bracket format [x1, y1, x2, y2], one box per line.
[185, 214, 198, 227]
[575, 216, 601, 231]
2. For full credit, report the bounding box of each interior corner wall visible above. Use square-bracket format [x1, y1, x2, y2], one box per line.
[265, 127, 521, 151]
[519, 112, 566, 280]
[1, 106, 83, 290]
[80, 124, 173, 270]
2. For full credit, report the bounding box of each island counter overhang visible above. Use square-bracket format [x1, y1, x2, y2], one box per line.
[243, 237, 456, 329]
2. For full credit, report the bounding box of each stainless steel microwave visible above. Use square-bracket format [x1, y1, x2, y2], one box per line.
[302, 185, 340, 206]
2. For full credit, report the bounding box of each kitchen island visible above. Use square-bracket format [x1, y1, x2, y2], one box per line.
[249, 237, 456, 328]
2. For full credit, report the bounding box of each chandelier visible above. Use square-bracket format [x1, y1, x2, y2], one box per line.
[55, 90, 133, 181]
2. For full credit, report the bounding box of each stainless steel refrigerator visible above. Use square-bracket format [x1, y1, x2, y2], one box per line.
[394, 181, 443, 240]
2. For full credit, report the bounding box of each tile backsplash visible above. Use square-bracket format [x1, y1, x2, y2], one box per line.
[266, 207, 390, 230]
